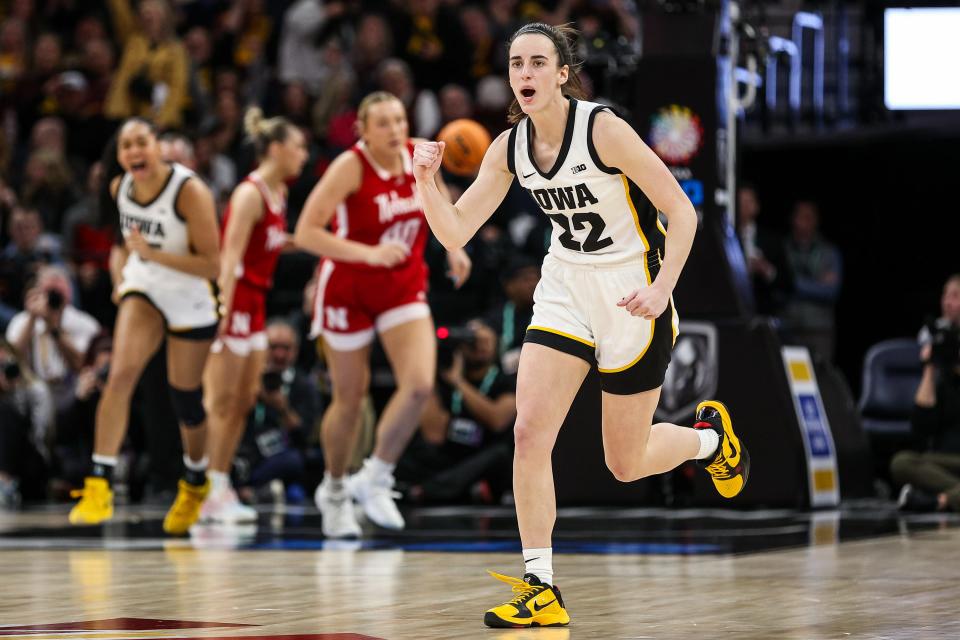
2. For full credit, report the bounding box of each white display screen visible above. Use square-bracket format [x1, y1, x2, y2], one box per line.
[884, 8, 960, 110]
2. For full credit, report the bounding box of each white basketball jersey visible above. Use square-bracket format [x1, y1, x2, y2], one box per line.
[509, 99, 665, 266]
[117, 162, 204, 288]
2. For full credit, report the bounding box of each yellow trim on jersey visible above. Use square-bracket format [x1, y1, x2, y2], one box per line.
[621, 174, 652, 285]
[527, 325, 595, 348]
[656, 211, 667, 236]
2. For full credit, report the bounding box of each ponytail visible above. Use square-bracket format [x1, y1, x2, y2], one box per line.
[244, 107, 293, 158]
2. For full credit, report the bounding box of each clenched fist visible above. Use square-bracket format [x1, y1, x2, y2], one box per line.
[413, 141, 445, 182]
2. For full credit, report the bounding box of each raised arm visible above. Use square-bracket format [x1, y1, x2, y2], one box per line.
[218, 182, 263, 316]
[413, 131, 515, 250]
[293, 151, 407, 268]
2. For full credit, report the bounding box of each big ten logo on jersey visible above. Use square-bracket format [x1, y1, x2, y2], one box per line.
[374, 187, 421, 224]
[325, 307, 349, 331]
[380, 218, 421, 252]
[230, 311, 251, 336]
[265, 225, 287, 252]
[525, 182, 613, 253]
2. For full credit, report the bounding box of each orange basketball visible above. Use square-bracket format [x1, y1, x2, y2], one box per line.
[437, 119, 492, 177]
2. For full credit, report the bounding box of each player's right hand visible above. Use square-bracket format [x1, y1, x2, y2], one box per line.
[413, 141, 445, 182]
[365, 242, 409, 268]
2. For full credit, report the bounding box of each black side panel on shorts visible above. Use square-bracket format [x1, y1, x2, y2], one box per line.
[599, 300, 675, 395]
[168, 323, 218, 341]
[524, 328, 595, 365]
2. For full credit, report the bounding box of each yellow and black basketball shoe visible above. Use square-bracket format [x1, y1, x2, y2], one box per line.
[694, 400, 750, 498]
[484, 571, 570, 628]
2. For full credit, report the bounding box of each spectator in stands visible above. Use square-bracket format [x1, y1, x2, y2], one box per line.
[438, 84, 474, 128]
[14, 32, 63, 133]
[279, 0, 352, 97]
[62, 163, 115, 329]
[736, 184, 793, 317]
[352, 12, 393, 95]
[104, 0, 189, 129]
[20, 148, 80, 234]
[391, 0, 471, 92]
[0, 18, 29, 94]
[0, 339, 53, 508]
[237, 318, 321, 503]
[484, 256, 539, 376]
[783, 200, 842, 361]
[377, 57, 439, 139]
[0, 206, 63, 325]
[56, 334, 112, 488]
[5, 264, 100, 411]
[892, 274, 960, 513]
[399, 318, 516, 504]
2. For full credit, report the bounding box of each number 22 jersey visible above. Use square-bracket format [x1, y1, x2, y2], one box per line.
[508, 98, 666, 266]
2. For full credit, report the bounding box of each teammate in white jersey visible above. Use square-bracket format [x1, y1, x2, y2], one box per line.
[69, 118, 221, 535]
[413, 23, 750, 628]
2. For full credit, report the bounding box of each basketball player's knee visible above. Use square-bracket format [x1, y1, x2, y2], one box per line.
[104, 365, 139, 396]
[208, 388, 238, 417]
[513, 417, 552, 457]
[605, 456, 644, 483]
[169, 385, 206, 428]
[890, 450, 920, 484]
[331, 387, 364, 416]
[399, 376, 433, 405]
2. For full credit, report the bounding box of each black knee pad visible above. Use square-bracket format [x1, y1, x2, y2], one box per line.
[169, 385, 206, 427]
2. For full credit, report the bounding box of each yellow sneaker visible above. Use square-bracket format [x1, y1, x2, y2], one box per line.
[163, 479, 211, 535]
[68, 477, 114, 525]
[695, 400, 750, 498]
[483, 572, 570, 628]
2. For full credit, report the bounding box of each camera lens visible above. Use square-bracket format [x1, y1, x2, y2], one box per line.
[2, 361, 20, 381]
[47, 289, 65, 311]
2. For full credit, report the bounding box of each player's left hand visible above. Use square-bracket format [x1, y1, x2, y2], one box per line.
[125, 228, 154, 260]
[446, 248, 472, 289]
[618, 283, 670, 320]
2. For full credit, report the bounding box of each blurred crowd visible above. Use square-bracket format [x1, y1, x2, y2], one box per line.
[0, 0, 642, 508]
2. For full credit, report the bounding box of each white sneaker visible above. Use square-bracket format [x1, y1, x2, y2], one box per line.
[348, 463, 405, 530]
[199, 486, 258, 524]
[315, 480, 361, 539]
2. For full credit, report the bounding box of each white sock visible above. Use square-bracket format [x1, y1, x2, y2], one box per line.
[92, 454, 118, 466]
[183, 455, 209, 471]
[522, 547, 553, 586]
[366, 456, 395, 478]
[208, 470, 230, 492]
[324, 472, 345, 493]
[694, 428, 720, 460]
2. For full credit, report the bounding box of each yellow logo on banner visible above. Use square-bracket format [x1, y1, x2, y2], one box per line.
[789, 360, 812, 382]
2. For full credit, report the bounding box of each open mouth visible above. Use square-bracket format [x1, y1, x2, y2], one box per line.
[130, 161, 147, 172]
[520, 88, 536, 100]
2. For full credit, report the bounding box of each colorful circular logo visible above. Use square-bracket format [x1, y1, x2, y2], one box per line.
[649, 105, 704, 165]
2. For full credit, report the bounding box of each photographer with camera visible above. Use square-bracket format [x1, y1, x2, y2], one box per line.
[399, 319, 517, 504]
[0, 340, 54, 509]
[5, 265, 100, 412]
[891, 274, 960, 512]
[234, 319, 321, 504]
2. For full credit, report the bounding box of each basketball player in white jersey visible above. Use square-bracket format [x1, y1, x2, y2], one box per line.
[69, 118, 221, 535]
[413, 23, 750, 628]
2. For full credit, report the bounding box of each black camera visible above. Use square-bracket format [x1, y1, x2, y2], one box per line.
[2, 360, 20, 382]
[437, 325, 477, 370]
[262, 370, 283, 392]
[46, 289, 64, 311]
[928, 320, 960, 368]
[96, 364, 110, 384]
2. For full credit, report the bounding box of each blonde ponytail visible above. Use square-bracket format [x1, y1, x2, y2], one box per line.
[243, 106, 293, 158]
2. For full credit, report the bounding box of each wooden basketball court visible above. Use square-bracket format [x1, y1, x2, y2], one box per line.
[0, 504, 957, 639]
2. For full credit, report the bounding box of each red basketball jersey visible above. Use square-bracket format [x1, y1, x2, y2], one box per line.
[330, 140, 428, 272]
[222, 172, 288, 290]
